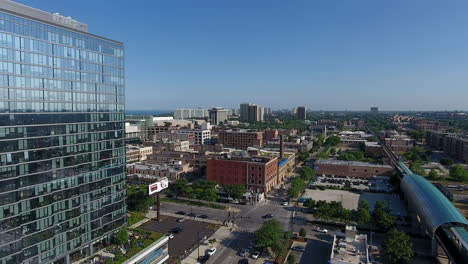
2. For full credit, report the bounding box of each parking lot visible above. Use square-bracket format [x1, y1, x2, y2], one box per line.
[302, 189, 407, 215]
[139, 216, 219, 263]
[311, 176, 393, 193]
[303, 189, 360, 210]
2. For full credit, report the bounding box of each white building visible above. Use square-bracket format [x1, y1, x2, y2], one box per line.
[179, 129, 211, 145]
[174, 109, 209, 119]
[330, 226, 370, 264]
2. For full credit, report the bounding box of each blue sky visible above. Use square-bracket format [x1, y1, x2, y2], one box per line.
[17, 0, 468, 111]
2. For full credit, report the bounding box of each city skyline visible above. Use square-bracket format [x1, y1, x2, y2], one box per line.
[14, 0, 468, 111]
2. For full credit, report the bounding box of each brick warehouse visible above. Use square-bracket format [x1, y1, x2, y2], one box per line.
[206, 156, 278, 193]
[314, 159, 394, 178]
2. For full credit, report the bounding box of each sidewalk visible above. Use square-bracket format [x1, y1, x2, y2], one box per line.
[181, 226, 233, 264]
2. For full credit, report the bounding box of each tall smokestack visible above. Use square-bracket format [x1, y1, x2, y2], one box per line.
[280, 134, 285, 159]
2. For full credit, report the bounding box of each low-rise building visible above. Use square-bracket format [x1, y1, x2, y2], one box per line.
[330, 226, 369, 264]
[364, 142, 383, 157]
[127, 162, 192, 181]
[426, 130, 468, 163]
[207, 156, 278, 193]
[178, 129, 211, 145]
[314, 159, 394, 178]
[126, 145, 153, 163]
[125, 122, 142, 142]
[143, 140, 191, 153]
[384, 136, 415, 153]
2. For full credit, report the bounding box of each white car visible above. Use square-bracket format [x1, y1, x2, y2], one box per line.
[251, 251, 260, 259]
[166, 233, 174, 239]
[207, 248, 217, 256]
[282, 202, 289, 206]
[316, 227, 328, 233]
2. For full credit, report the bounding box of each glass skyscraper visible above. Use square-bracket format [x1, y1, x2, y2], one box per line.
[0, 1, 126, 263]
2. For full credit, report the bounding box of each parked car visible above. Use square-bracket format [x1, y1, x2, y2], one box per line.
[188, 212, 197, 217]
[197, 255, 210, 264]
[282, 202, 289, 206]
[207, 248, 217, 256]
[291, 246, 306, 252]
[199, 214, 209, 219]
[176, 218, 186, 223]
[240, 248, 249, 256]
[262, 214, 273, 219]
[166, 233, 174, 239]
[176, 211, 186, 215]
[315, 227, 328, 233]
[251, 251, 260, 259]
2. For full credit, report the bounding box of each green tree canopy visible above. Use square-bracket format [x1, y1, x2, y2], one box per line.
[192, 180, 219, 201]
[409, 162, 426, 176]
[254, 220, 284, 256]
[326, 135, 341, 146]
[114, 228, 129, 245]
[450, 165, 468, 182]
[299, 228, 307, 237]
[427, 169, 440, 181]
[222, 184, 246, 200]
[440, 158, 454, 167]
[373, 201, 395, 231]
[127, 185, 154, 212]
[382, 229, 414, 264]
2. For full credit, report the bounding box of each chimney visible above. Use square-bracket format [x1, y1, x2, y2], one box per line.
[280, 134, 285, 159]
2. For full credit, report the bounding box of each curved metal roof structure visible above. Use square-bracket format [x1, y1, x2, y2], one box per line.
[401, 169, 468, 234]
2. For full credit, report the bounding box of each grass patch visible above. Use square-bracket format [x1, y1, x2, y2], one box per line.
[161, 197, 227, 210]
[128, 211, 146, 226]
[99, 229, 164, 264]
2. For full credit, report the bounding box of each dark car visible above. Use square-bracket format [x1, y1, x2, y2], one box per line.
[188, 212, 197, 217]
[199, 214, 209, 219]
[262, 214, 273, 219]
[170, 227, 183, 234]
[198, 255, 210, 263]
[291, 246, 305, 252]
[238, 259, 249, 264]
[176, 211, 186, 215]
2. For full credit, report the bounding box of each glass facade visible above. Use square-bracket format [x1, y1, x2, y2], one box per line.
[0, 6, 125, 264]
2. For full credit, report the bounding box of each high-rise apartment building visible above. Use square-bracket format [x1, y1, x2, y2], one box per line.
[208, 107, 228, 125]
[0, 1, 126, 263]
[239, 103, 264, 123]
[370, 107, 379, 114]
[296, 106, 306, 120]
[174, 108, 208, 120]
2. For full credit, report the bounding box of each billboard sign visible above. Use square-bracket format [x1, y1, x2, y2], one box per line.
[148, 177, 169, 195]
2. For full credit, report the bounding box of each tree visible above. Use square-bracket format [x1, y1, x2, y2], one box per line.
[440, 158, 454, 167]
[355, 200, 371, 225]
[427, 169, 440, 181]
[254, 220, 284, 257]
[222, 184, 246, 200]
[299, 228, 307, 237]
[326, 135, 341, 146]
[288, 177, 306, 199]
[192, 180, 219, 201]
[373, 201, 395, 231]
[114, 228, 129, 245]
[297, 151, 310, 162]
[300, 167, 315, 182]
[171, 178, 191, 197]
[409, 162, 426, 176]
[127, 185, 154, 212]
[303, 199, 316, 210]
[287, 254, 296, 264]
[450, 165, 468, 182]
[406, 130, 424, 142]
[315, 134, 324, 146]
[382, 229, 414, 264]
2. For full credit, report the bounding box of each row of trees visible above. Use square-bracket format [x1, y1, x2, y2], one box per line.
[171, 178, 248, 201]
[339, 149, 376, 163]
[287, 167, 315, 198]
[304, 199, 396, 230]
[410, 162, 468, 182]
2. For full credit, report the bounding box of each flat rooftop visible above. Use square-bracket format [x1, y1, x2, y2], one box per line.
[315, 159, 393, 168]
[331, 232, 369, 264]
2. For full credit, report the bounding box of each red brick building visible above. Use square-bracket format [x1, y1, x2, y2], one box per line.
[218, 130, 264, 149]
[206, 156, 278, 193]
[314, 159, 394, 178]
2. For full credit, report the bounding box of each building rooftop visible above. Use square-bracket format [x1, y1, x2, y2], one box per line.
[315, 159, 392, 168]
[331, 227, 369, 264]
